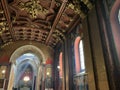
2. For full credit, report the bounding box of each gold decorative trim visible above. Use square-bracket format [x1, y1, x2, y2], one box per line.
[18, 0, 49, 18]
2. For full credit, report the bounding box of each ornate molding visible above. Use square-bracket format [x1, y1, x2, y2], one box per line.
[18, 0, 49, 18]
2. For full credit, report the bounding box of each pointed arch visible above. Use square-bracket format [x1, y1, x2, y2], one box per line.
[10, 45, 45, 64]
[8, 45, 45, 90]
[74, 36, 81, 73]
[74, 36, 85, 74]
[110, 0, 120, 61]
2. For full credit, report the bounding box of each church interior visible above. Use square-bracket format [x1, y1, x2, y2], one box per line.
[0, 0, 120, 90]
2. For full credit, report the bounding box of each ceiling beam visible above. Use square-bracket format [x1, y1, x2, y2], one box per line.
[67, 15, 81, 34]
[1, 0, 16, 41]
[50, 0, 55, 9]
[45, 0, 68, 44]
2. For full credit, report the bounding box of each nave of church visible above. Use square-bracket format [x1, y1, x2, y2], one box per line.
[0, 0, 120, 90]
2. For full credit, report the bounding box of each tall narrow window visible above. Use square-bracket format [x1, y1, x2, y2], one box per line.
[74, 36, 85, 74]
[57, 52, 63, 90]
[59, 52, 63, 78]
[79, 40, 85, 73]
[110, 1, 120, 64]
[74, 36, 87, 90]
[74, 37, 80, 74]
[118, 9, 120, 24]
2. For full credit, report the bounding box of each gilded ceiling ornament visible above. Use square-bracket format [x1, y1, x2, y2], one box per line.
[1, 41, 13, 48]
[55, 30, 65, 39]
[68, 3, 82, 15]
[68, 1, 94, 19]
[0, 17, 7, 35]
[18, 0, 49, 18]
[0, 10, 4, 14]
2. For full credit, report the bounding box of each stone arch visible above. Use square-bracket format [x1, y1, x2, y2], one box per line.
[8, 45, 45, 90]
[16, 59, 38, 76]
[10, 45, 45, 64]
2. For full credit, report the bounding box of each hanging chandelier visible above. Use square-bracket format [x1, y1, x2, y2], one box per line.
[23, 76, 30, 82]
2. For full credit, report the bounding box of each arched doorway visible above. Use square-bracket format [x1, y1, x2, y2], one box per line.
[8, 45, 45, 90]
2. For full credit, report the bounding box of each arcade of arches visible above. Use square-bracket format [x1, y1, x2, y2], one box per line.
[0, 0, 120, 90]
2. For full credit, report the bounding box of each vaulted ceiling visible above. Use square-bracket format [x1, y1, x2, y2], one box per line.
[0, 0, 95, 49]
